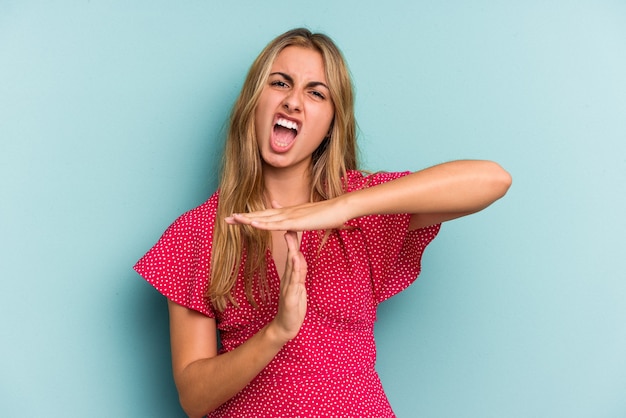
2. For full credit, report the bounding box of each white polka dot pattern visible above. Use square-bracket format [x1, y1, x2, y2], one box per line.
[134, 171, 440, 417]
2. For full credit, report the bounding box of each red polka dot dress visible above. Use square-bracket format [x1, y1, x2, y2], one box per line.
[134, 171, 440, 417]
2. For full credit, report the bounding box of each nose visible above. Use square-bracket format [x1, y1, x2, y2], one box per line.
[282, 89, 302, 112]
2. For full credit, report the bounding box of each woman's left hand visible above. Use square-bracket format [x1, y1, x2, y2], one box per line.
[225, 199, 351, 231]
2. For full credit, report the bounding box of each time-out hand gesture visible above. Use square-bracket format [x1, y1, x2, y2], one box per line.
[270, 231, 308, 343]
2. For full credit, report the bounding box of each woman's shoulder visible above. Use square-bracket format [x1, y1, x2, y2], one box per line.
[168, 190, 220, 235]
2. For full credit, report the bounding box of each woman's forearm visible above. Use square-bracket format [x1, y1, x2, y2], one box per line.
[176, 322, 286, 418]
[343, 160, 512, 220]
[175, 232, 307, 417]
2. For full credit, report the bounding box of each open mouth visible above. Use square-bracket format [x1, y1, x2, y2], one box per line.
[272, 117, 299, 150]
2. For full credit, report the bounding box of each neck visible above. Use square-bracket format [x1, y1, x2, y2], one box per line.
[262, 163, 312, 207]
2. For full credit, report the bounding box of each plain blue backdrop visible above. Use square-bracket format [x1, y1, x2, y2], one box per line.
[1, 1, 625, 417]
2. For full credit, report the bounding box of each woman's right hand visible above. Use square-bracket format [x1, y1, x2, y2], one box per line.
[169, 232, 307, 416]
[269, 230, 308, 344]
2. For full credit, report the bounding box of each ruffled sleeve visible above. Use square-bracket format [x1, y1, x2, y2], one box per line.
[133, 195, 218, 318]
[347, 171, 441, 304]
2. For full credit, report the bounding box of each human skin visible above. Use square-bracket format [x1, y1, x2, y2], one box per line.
[254, 45, 334, 178]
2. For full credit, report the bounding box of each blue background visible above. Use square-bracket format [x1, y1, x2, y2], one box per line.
[1, 1, 625, 416]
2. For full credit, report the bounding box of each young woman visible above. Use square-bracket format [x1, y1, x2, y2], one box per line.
[135, 28, 511, 418]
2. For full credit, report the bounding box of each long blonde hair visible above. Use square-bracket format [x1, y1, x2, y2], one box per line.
[209, 28, 358, 311]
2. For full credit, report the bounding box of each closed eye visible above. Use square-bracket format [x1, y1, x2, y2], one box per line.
[271, 80, 289, 88]
[310, 90, 326, 100]
[306, 81, 329, 100]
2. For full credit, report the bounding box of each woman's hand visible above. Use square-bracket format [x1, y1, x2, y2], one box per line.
[225, 198, 351, 232]
[268, 231, 308, 343]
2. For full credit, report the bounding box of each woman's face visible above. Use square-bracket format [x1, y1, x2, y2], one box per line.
[254, 46, 335, 174]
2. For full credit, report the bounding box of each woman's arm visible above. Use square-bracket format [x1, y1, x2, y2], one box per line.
[169, 231, 307, 417]
[226, 160, 512, 231]
[362, 159, 513, 229]
[168, 303, 282, 417]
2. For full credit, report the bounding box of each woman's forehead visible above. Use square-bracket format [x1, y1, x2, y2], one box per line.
[270, 46, 327, 82]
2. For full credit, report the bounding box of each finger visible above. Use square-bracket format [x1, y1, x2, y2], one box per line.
[280, 249, 294, 293]
[248, 212, 303, 231]
[285, 231, 307, 286]
[225, 211, 286, 228]
[224, 213, 252, 225]
[284, 230, 299, 252]
[278, 231, 299, 292]
[290, 252, 307, 286]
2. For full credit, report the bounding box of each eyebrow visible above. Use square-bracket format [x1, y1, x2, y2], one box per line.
[270, 72, 330, 91]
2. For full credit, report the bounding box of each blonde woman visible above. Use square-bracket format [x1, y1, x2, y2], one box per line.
[135, 28, 511, 418]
